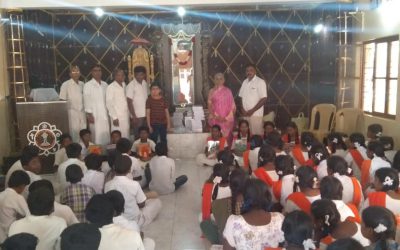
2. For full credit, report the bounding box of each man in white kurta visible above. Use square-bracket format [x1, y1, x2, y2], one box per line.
[239, 64, 267, 135]
[126, 66, 148, 139]
[59, 66, 87, 142]
[83, 65, 110, 145]
[106, 69, 130, 138]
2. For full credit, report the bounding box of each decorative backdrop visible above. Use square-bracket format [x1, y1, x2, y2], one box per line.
[22, 7, 340, 129]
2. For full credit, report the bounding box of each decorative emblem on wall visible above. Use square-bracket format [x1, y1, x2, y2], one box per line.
[27, 122, 62, 156]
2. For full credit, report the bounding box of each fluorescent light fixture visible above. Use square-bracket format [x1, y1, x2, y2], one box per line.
[94, 8, 104, 17]
[313, 23, 324, 33]
[177, 7, 186, 17]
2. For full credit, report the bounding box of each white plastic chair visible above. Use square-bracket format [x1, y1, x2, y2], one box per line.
[309, 104, 336, 142]
[334, 108, 364, 136]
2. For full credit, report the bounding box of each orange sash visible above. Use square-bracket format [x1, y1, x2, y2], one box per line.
[349, 149, 364, 170]
[305, 159, 316, 169]
[361, 160, 371, 189]
[345, 203, 361, 223]
[292, 146, 307, 166]
[206, 136, 226, 151]
[201, 183, 214, 221]
[321, 235, 334, 245]
[254, 168, 275, 187]
[351, 177, 362, 207]
[287, 192, 312, 214]
[243, 150, 250, 169]
[368, 192, 386, 207]
[272, 180, 283, 201]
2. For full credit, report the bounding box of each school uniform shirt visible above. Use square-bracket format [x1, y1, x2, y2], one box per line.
[361, 193, 400, 216]
[238, 75, 267, 117]
[60, 182, 95, 222]
[8, 215, 67, 250]
[316, 159, 328, 180]
[54, 147, 68, 167]
[126, 78, 148, 119]
[344, 147, 368, 179]
[132, 139, 156, 155]
[104, 176, 147, 222]
[21, 171, 42, 199]
[284, 193, 321, 214]
[0, 188, 30, 243]
[53, 201, 79, 226]
[124, 154, 143, 179]
[82, 169, 105, 194]
[276, 151, 287, 156]
[332, 149, 348, 158]
[369, 157, 391, 182]
[332, 200, 358, 222]
[333, 173, 364, 206]
[278, 174, 296, 207]
[5, 160, 23, 188]
[57, 158, 88, 191]
[59, 78, 87, 142]
[98, 223, 145, 250]
[106, 81, 130, 138]
[113, 215, 140, 232]
[149, 156, 175, 195]
[83, 78, 110, 145]
[213, 185, 232, 200]
[249, 147, 260, 171]
[289, 149, 309, 168]
[385, 150, 397, 163]
[79, 141, 94, 159]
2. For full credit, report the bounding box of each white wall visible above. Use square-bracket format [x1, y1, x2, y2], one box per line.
[353, 0, 400, 149]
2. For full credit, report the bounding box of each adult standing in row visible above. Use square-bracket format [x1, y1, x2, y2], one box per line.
[126, 66, 149, 140]
[238, 64, 267, 135]
[59, 65, 87, 142]
[106, 69, 130, 138]
[207, 72, 236, 142]
[83, 65, 110, 145]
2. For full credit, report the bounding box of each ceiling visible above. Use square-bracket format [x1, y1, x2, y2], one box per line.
[1, 0, 352, 9]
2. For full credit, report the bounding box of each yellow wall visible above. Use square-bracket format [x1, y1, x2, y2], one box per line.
[0, 12, 11, 165]
[353, 0, 400, 149]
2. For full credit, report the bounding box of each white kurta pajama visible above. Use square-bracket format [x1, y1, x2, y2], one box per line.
[59, 79, 87, 142]
[106, 81, 130, 138]
[84, 79, 110, 145]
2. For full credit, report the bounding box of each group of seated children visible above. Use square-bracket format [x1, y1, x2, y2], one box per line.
[199, 120, 400, 250]
[0, 125, 188, 249]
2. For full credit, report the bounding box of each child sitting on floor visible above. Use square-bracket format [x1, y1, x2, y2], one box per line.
[273, 155, 295, 207]
[326, 132, 348, 158]
[60, 164, 96, 222]
[265, 131, 286, 156]
[147, 143, 188, 195]
[263, 121, 276, 140]
[379, 136, 396, 163]
[242, 135, 263, 171]
[231, 120, 251, 158]
[54, 133, 72, 169]
[116, 138, 144, 186]
[79, 129, 95, 158]
[284, 166, 321, 214]
[344, 133, 368, 180]
[290, 132, 315, 168]
[310, 143, 330, 179]
[253, 144, 278, 188]
[82, 153, 105, 194]
[131, 126, 156, 164]
[281, 121, 300, 145]
[367, 123, 383, 144]
[196, 125, 228, 167]
[361, 141, 391, 190]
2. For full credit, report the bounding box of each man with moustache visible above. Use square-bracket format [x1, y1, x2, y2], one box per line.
[238, 64, 267, 135]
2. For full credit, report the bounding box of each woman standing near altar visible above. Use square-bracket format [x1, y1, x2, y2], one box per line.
[208, 73, 236, 143]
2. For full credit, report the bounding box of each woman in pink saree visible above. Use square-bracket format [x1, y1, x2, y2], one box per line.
[208, 73, 236, 143]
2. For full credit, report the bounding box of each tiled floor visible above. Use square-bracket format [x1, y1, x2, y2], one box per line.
[142, 159, 213, 250]
[43, 158, 212, 250]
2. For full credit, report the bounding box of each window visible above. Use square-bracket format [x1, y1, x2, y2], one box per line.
[362, 36, 399, 118]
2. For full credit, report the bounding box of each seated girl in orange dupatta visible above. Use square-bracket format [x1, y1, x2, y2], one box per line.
[284, 166, 320, 215]
[253, 144, 278, 188]
[309, 143, 330, 179]
[311, 199, 369, 249]
[361, 168, 400, 223]
[242, 135, 263, 172]
[326, 132, 348, 158]
[263, 121, 276, 140]
[327, 156, 363, 208]
[273, 155, 296, 207]
[344, 133, 368, 180]
[290, 132, 315, 168]
[196, 125, 228, 167]
[266, 131, 287, 157]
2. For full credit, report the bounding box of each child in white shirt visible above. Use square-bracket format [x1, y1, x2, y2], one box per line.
[54, 133, 72, 169]
[242, 135, 263, 171]
[196, 125, 228, 167]
[147, 143, 188, 195]
[326, 132, 348, 158]
[79, 129, 95, 159]
[0, 170, 30, 243]
[104, 155, 162, 227]
[132, 126, 156, 164]
[116, 138, 144, 186]
[82, 154, 105, 194]
[309, 144, 329, 180]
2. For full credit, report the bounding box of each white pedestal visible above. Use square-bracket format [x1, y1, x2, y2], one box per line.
[167, 132, 208, 159]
